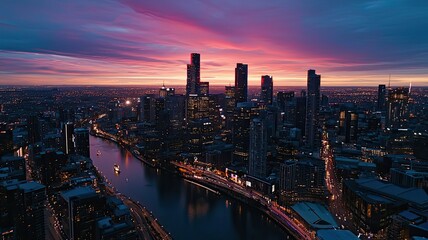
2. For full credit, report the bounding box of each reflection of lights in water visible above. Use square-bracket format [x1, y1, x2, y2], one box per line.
[187, 201, 209, 221]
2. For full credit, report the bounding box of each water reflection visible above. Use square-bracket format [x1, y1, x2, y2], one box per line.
[90, 135, 290, 240]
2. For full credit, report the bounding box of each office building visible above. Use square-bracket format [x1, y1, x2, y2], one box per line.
[279, 158, 326, 202]
[0, 180, 46, 240]
[199, 81, 209, 95]
[74, 128, 90, 157]
[60, 187, 105, 240]
[186, 53, 201, 95]
[305, 70, 321, 149]
[0, 123, 13, 155]
[235, 63, 248, 104]
[186, 94, 210, 121]
[249, 117, 267, 178]
[62, 122, 75, 155]
[261, 75, 273, 105]
[159, 84, 175, 98]
[27, 115, 41, 145]
[339, 110, 358, 143]
[295, 91, 307, 135]
[224, 86, 236, 129]
[377, 84, 386, 111]
[232, 102, 258, 164]
[386, 87, 409, 129]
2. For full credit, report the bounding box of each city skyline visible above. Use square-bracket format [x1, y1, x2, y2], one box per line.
[1, 1, 428, 86]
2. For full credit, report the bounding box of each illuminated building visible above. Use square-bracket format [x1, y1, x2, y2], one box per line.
[249, 117, 267, 178]
[377, 84, 386, 111]
[224, 86, 236, 129]
[34, 150, 67, 186]
[0, 180, 46, 240]
[232, 102, 258, 164]
[74, 128, 90, 157]
[62, 122, 74, 155]
[159, 84, 175, 98]
[186, 118, 214, 156]
[386, 87, 409, 129]
[388, 210, 424, 240]
[199, 81, 209, 95]
[261, 75, 273, 105]
[339, 110, 358, 143]
[186, 94, 209, 121]
[60, 187, 105, 240]
[0, 123, 13, 155]
[186, 53, 200, 95]
[343, 178, 428, 235]
[305, 70, 321, 149]
[279, 158, 326, 203]
[235, 63, 248, 104]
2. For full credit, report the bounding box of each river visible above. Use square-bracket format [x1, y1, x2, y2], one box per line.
[90, 135, 291, 240]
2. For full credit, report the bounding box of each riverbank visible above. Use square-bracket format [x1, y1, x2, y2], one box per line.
[94, 165, 172, 240]
[90, 129, 303, 239]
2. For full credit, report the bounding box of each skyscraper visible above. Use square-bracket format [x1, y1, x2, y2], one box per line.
[249, 117, 267, 178]
[377, 84, 386, 111]
[62, 122, 74, 155]
[60, 187, 105, 240]
[233, 102, 258, 164]
[73, 128, 90, 157]
[386, 87, 409, 129]
[339, 110, 359, 143]
[0, 123, 13, 155]
[27, 115, 41, 144]
[235, 63, 248, 104]
[305, 70, 321, 149]
[261, 75, 273, 105]
[0, 180, 46, 240]
[186, 53, 201, 95]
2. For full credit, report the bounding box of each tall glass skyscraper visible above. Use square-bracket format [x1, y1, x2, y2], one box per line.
[235, 63, 248, 104]
[305, 69, 321, 149]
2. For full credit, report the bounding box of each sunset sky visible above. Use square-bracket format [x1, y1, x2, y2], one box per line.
[1, 0, 427, 86]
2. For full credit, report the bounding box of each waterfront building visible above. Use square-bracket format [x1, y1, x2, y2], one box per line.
[248, 117, 267, 178]
[60, 187, 106, 240]
[74, 128, 90, 157]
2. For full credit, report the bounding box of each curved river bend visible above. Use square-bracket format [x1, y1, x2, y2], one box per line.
[90, 135, 291, 240]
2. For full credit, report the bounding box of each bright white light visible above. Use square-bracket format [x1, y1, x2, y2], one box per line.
[125, 100, 131, 105]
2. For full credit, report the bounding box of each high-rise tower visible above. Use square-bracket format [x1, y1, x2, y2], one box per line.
[386, 87, 409, 129]
[305, 70, 321, 149]
[377, 84, 386, 111]
[235, 63, 248, 104]
[249, 117, 267, 178]
[186, 53, 201, 95]
[261, 75, 273, 105]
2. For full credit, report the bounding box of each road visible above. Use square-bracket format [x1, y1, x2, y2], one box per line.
[172, 161, 313, 240]
[321, 131, 353, 230]
[102, 170, 172, 240]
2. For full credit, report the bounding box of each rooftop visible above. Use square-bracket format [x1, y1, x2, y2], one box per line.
[355, 178, 428, 209]
[292, 202, 338, 229]
[18, 181, 45, 193]
[316, 229, 359, 240]
[61, 186, 97, 202]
